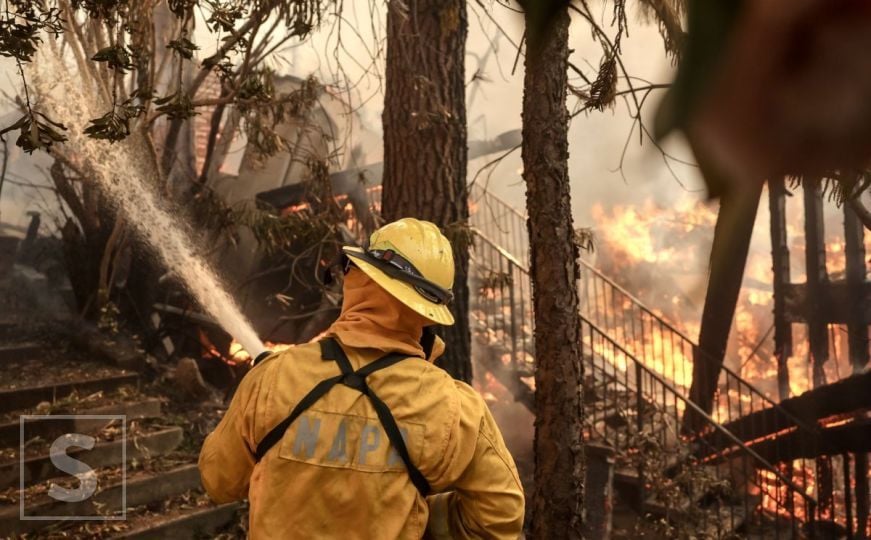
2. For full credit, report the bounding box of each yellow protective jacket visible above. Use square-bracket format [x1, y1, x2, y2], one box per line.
[199, 270, 525, 539]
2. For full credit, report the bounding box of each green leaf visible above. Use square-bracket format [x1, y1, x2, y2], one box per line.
[0, 112, 68, 154]
[167, 38, 199, 60]
[92, 45, 135, 72]
[154, 92, 197, 120]
[83, 101, 144, 143]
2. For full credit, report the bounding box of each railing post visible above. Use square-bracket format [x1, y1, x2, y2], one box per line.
[507, 260, 518, 371]
[844, 454, 854, 540]
[635, 362, 645, 507]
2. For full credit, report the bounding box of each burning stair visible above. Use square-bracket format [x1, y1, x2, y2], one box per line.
[468, 186, 823, 538]
[0, 331, 244, 539]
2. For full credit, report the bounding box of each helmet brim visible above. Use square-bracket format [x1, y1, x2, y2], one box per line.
[343, 246, 455, 326]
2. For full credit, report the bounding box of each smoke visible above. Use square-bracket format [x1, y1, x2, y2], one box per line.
[31, 46, 264, 357]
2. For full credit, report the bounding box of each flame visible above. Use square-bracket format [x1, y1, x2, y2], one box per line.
[588, 188, 870, 409]
[227, 339, 293, 364]
[200, 335, 299, 366]
[586, 188, 870, 534]
[757, 464, 815, 522]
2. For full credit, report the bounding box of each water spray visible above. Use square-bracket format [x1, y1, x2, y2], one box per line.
[33, 47, 265, 358]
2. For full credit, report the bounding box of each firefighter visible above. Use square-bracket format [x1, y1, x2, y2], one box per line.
[199, 218, 525, 539]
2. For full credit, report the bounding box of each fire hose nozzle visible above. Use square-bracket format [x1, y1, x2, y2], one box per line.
[253, 350, 273, 366]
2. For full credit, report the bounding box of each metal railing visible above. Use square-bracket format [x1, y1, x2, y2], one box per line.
[470, 184, 529, 267]
[577, 259, 818, 432]
[582, 317, 819, 538]
[468, 229, 821, 535]
[470, 184, 818, 437]
[469, 233, 535, 378]
[468, 185, 832, 534]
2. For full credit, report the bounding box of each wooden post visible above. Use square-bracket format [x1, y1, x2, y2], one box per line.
[803, 180, 830, 386]
[683, 183, 763, 432]
[803, 179, 834, 518]
[845, 202, 869, 539]
[844, 202, 869, 372]
[857, 452, 870, 540]
[769, 178, 793, 400]
[769, 178, 796, 511]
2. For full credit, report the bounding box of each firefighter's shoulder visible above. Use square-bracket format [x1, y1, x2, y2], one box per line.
[250, 341, 319, 369]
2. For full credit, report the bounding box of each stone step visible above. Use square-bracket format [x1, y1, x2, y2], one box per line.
[696, 503, 750, 538]
[0, 398, 162, 448]
[0, 426, 183, 489]
[586, 406, 629, 428]
[612, 448, 695, 496]
[0, 373, 139, 414]
[641, 489, 701, 518]
[0, 463, 201, 537]
[0, 342, 42, 363]
[116, 502, 241, 539]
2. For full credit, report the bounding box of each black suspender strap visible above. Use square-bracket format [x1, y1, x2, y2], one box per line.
[321, 340, 431, 496]
[253, 374, 343, 461]
[253, 338, 431, 496]
[366, 387, 431, 496]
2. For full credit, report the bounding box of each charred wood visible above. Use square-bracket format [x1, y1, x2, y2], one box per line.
[706, 419, 871, 464]
[804, 179, 834, 515]
[697, 371, 871, 454]
[856, 452, 870, 540]
[844, 202, 869, 371]
[684, 183, 763, 432]
[769, 178, 792, 400]
[782, 280, 871, 324]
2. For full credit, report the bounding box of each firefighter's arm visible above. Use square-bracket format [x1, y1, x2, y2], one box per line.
[426, 383, 525, 539]
[198, 360, 271, 503]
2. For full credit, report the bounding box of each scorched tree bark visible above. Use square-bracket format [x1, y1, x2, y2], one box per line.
[382, 0, 471, 382]
[521, 2, 584, 537]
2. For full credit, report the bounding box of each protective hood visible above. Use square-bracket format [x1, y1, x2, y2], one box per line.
[327, 268, 445, 363]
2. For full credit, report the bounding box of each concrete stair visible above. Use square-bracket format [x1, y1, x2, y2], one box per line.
[0, 330, 244, 539]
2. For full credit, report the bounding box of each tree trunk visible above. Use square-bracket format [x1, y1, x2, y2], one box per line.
[381, 0, 471, 382]
[522, 3, 584, 537]
[683, 183, 762, 432]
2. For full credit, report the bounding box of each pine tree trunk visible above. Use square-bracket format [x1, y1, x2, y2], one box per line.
[382, 0, 471, 382]
[522, 4, 584, 537]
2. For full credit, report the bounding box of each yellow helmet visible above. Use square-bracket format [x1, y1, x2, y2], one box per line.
[342, 218, 455, 325]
